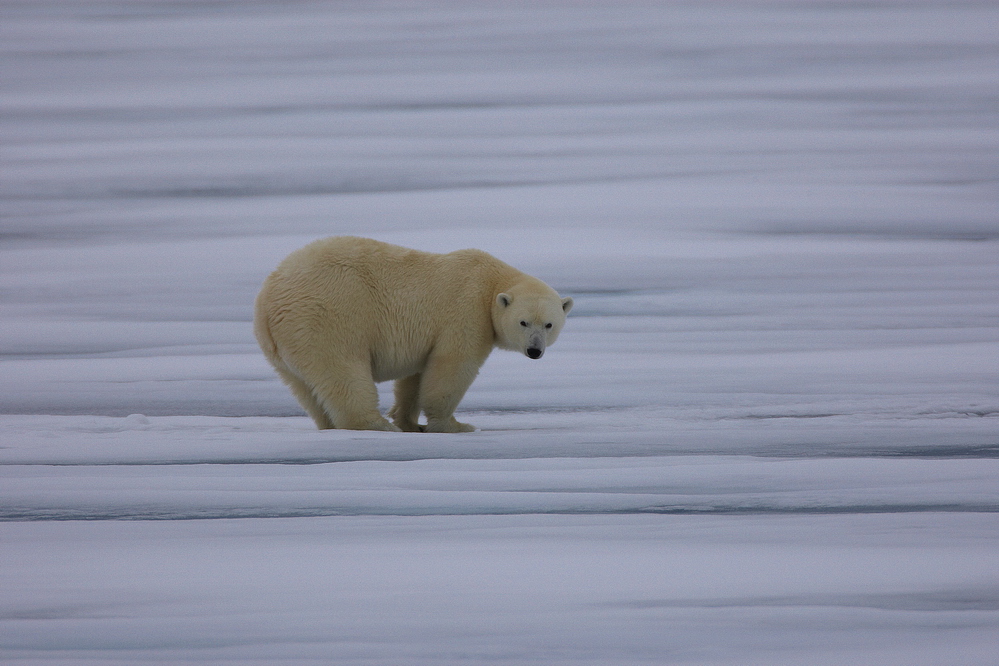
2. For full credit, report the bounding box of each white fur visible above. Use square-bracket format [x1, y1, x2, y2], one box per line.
[254, 236, 572, 432]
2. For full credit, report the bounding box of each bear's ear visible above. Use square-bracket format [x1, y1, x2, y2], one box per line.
[561, 296, 574, 314]
[497, 293, 512, 308]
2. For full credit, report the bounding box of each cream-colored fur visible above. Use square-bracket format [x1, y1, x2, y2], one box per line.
[254, 236, 572, 432]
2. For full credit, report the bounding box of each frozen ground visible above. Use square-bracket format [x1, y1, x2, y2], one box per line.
[1, 1, 998, 664]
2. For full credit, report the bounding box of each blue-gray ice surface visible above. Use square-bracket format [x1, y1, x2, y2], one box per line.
[1, 1, 997, 664]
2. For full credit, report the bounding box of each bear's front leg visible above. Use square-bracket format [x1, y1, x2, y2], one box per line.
[424, 415, 475, 433]
[389, 374, 423, 432]
[419, 353, 482, 433]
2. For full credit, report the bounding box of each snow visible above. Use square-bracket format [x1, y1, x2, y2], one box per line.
[1, 1, 998, 663]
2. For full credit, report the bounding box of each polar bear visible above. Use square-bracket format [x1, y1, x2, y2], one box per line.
[254, 236, 573, 432]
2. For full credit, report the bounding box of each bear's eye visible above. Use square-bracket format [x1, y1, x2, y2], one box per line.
[520, 321, 528, 327]
[545, 323, 553, 329]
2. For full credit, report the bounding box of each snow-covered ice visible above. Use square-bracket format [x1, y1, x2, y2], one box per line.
[1, 1, 997, 664]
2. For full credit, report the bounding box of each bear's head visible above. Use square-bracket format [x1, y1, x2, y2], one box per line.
[493, 282, 573, 359]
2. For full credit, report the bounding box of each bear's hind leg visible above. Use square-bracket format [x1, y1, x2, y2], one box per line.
[310, 365, 401, 432]
[388, 374, 422, 432]
[275, 366, 334, 429]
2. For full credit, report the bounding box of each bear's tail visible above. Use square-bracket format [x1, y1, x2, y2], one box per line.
[253, 290, 280, 364]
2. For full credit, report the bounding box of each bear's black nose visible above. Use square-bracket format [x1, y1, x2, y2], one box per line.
[526, 348, 543, 359]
